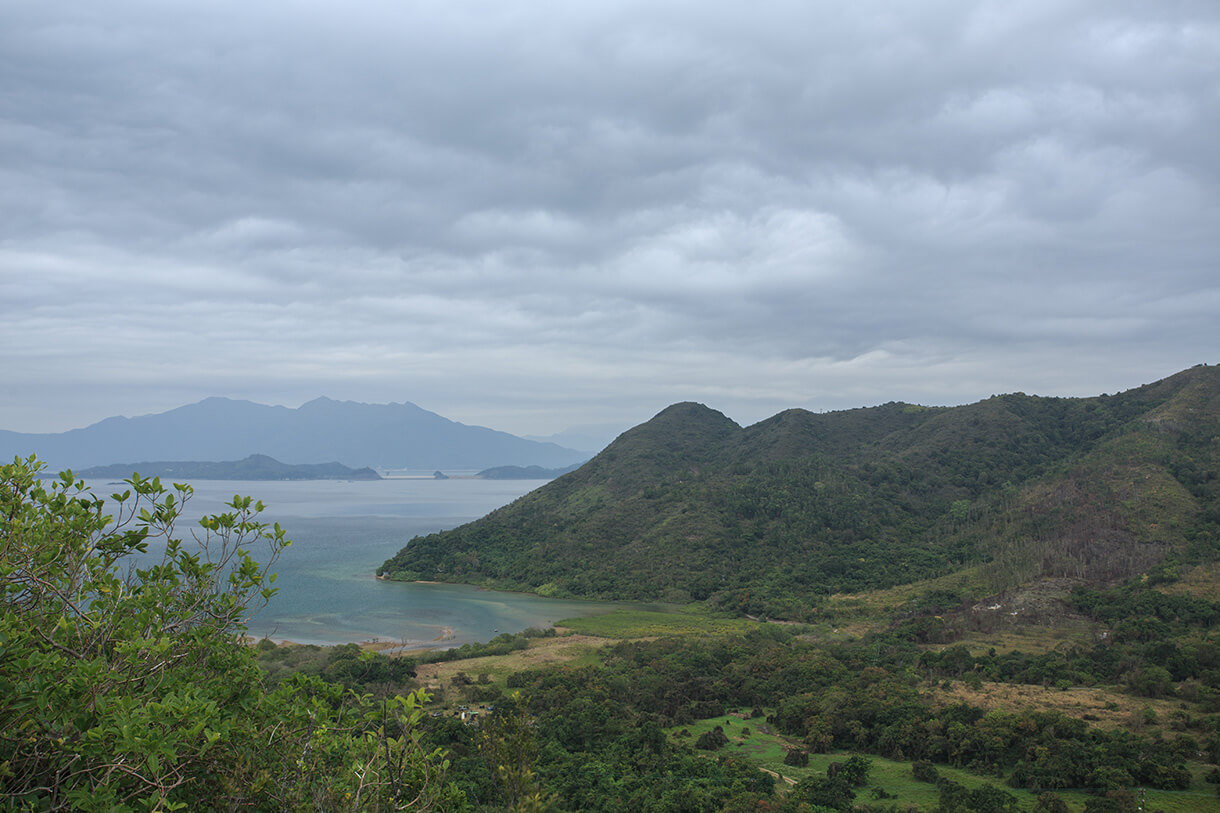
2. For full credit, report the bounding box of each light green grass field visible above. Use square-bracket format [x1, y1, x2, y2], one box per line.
[556, 605, 759, 638]
[670, 712, 1220, 812]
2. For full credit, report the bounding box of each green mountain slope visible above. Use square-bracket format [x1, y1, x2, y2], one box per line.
[379, 366, 1220, 617]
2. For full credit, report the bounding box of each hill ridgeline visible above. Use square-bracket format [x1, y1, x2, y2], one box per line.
[379, 366, 1220, 618]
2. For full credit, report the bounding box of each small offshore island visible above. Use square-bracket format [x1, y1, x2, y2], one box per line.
[77, 453, 381, 481]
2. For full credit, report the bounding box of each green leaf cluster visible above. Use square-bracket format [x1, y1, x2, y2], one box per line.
[0, 456, 465, 811]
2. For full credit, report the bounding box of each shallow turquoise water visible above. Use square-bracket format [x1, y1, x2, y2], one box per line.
[125, 478, 619, 647]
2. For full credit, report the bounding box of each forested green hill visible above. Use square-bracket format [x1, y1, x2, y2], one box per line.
[379, 366, 1220, 618]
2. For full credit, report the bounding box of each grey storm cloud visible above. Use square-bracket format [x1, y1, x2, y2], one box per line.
[1, 0, 1218, 437]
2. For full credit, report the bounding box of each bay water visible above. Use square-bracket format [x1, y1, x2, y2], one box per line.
[134, 477, 618, 647]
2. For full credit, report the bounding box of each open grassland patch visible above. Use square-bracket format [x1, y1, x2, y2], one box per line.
[1163, 561, 1220, 601]
[788, 622, 862, 646]
[670, 712, 1220, 811]
[1133, 782, 1220, 813]
[668, 714, 1069, 810]
[668, 713, 803, 785]
[930, 679, 1185, 732]
[826, 567, 989, 616]
[827, 572, 1114, 655]
[555, 605, 757, 638]
[953, 619, 1102, 655]
[413, 634, 610, 693]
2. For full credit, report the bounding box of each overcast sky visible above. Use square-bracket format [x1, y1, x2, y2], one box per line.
[3, 1, 1217, 441]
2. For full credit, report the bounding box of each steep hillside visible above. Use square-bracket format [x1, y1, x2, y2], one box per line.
[378, 367, 1220, 617]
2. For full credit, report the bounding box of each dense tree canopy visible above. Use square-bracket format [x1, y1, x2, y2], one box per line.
[381, 367, 1220, 618]
[0, 456, 465, 811]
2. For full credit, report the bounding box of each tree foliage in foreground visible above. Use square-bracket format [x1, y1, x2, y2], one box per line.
[0, 456, 465, 812]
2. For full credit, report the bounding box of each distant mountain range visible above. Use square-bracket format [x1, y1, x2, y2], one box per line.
[380, 366, 1220, 619]
[77, 454, 380, 481]
[524, 423, 627, 455]
[0, 397, 587, 471]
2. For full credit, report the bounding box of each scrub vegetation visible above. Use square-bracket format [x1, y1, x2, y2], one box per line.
[0, 458, 464, 811]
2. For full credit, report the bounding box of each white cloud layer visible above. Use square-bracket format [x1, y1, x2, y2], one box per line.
[2, 0, 1217, 437]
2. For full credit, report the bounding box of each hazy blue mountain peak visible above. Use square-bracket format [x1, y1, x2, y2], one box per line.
[1, 396, 586, 471]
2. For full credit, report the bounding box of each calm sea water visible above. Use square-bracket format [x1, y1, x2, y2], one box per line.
[125, 477, 619, 647]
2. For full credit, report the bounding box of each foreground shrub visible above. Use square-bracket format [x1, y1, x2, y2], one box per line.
[0, 456, 465, 811]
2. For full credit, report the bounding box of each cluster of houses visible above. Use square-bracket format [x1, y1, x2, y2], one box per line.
[430, 703, 496, 725]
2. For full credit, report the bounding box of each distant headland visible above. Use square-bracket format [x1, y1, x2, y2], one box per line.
[76, 454, 381, 481]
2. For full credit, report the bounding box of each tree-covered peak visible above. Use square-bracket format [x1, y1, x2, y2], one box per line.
[380, 367, 1220, 617]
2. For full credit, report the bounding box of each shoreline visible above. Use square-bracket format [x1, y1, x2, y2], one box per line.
[245, 624, 458, 656]
[386, 575, 616, 604]
[373, 575, 444, 585]
[252, 575, 627, 653]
